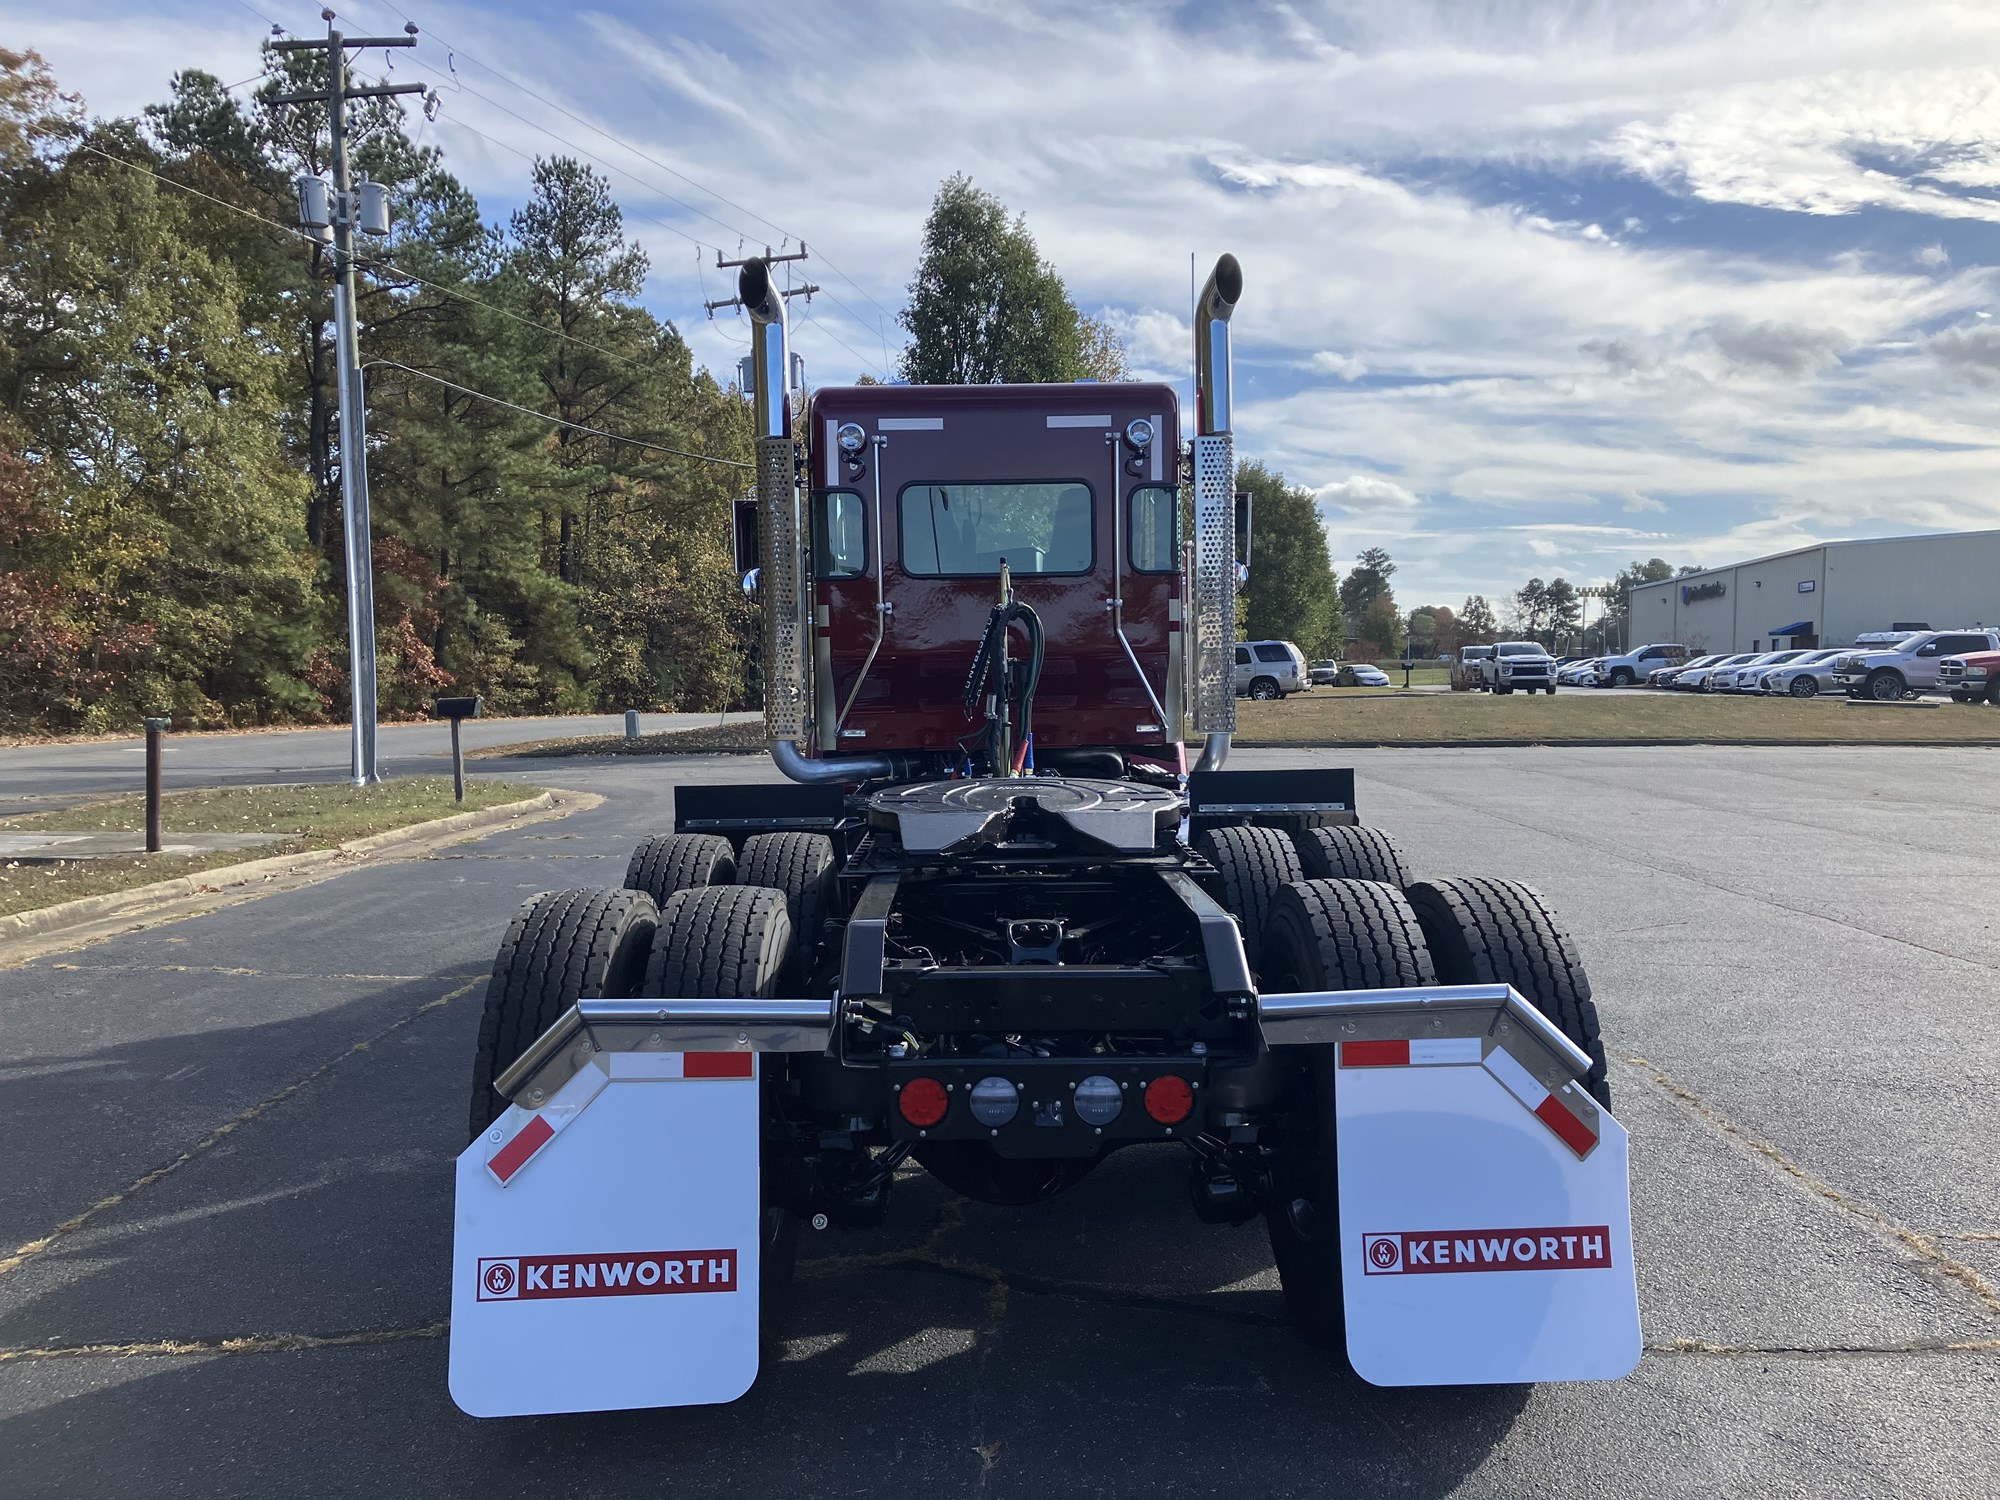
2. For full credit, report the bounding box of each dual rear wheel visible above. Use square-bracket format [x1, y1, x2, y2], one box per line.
[1198, 821, 1610, 1354]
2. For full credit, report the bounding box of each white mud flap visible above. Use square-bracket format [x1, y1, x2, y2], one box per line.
[1334, 1026, 1641, 1386]
[450, 1050, 764, 1417]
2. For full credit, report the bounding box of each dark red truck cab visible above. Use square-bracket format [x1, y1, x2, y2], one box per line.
[803, 382, 1183, 767]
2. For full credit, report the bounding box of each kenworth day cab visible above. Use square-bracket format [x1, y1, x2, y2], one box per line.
[447, 256, 1641, 1418]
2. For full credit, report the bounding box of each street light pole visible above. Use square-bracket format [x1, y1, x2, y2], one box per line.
[274, 13, 424, 786]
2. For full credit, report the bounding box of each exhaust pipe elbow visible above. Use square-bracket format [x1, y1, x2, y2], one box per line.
[1194, 253, 1241, 437]
[770, 738, 902, 786]
[739, 257, 790, 441]
[1192, 732, 1230, 774]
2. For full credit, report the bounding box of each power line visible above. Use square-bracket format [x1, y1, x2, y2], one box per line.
[421, 98, 889, 376]
[359, 0, 899, 333]
[365, 359, 751, 469]
[72, 140, 666, 381]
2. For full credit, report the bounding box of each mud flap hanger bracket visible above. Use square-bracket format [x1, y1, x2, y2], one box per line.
[1258, 983, 1593, 1089]
[492, 998, 838, 1107]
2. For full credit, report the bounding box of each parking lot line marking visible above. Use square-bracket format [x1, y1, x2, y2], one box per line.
[0, 1324, 448, 1363]
[1625, 1055, 2000, 1322]
[0, 977, 481, 1280]
[1648, 1337, 2000, 1357]
[42, 963, 485, 983]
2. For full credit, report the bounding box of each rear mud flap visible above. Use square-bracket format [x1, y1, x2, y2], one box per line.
[1335, 1038, 1640, 1385]
[449, 1052, 763, 1417]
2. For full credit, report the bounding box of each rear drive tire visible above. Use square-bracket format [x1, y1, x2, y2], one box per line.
[624, 832, 736, 906]
[467, 887, 657, 1140]
[1260, 880, 1437, 1353]
[1194, 823, 1303, 972]
[735, 832, 836, 988]
[1294, 825, 1412, 886]
[644, 885, 796, 1337]
[1405, 877, 1609, 1107]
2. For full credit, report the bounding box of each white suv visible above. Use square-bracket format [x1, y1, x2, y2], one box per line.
[1591, 643, 1687, 688]
[1235, 640, 1308, 700]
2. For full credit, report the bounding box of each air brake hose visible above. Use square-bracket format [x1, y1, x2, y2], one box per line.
[961, 600, 1045, 772]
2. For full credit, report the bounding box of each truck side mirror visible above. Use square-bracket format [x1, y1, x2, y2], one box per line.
[1234, 491, 1253, 571]
[732, 500, 760, 580]
[732, 497, 761, 578]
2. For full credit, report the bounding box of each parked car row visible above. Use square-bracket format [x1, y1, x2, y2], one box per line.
[1641, 630, 2000, 702]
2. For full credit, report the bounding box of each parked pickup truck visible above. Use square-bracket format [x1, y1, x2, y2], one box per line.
[1449, 645, 1493, 691]
[1830, 629, 2000, 701]
[1938, 649, 2000, 704]
[1590, 643, 1687, 688]
[1480, 641, 1558, 695]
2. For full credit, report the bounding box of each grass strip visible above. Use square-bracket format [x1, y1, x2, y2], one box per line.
[1234, 691, 2000, 745]
[0, 779, 542, 919]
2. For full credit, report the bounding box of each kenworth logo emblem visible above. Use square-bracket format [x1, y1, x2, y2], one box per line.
[1680, 581, 1726, 605]
[476, 1250, 738, 1300]
[1362, 1227, 1613, 1275]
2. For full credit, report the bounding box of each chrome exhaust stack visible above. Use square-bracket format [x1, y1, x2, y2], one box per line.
[741, 258, 898, 785]
[1190, 254, 1242, 774]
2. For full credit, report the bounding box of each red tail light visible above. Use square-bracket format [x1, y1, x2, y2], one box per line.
[1143, 1075, 1193, 1125]
[898, 1077, 949, 1128]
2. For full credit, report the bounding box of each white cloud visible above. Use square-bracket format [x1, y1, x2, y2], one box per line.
[1919, 244, 1951, 268]
[1310, 350, 1369, 380]
[1623, 492, 1667, 513]
[1317, 474, 1420, 512]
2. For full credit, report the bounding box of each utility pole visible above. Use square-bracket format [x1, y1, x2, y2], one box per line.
[273, 12, 424, 786]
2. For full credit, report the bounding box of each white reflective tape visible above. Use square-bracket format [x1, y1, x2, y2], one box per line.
[1409, 1036, 1483, 1066]
[608, 1052, 688, 1080]
[1481, 1045, 1550, 1111]
[487, 1060, 609, 1185]
[1047, 414, 1112, 428]
[878, 417, 941, 431]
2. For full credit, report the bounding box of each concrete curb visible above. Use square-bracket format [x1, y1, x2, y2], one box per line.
[0, 789, 601, 962]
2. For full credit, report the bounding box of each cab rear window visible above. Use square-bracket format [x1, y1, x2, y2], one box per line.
[898, 482, 1093, 576]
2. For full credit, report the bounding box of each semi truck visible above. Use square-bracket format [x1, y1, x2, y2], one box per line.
[448, 256, 1641, 1417]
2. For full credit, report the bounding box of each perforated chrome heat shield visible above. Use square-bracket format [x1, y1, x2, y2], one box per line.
[757, 435, 809, 742]
[1191, 432, 1237, 735]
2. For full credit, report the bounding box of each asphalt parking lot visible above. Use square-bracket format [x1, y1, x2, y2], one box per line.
[3, 743, 1997, 1498]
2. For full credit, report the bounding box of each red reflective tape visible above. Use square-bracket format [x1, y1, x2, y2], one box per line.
[1341, 1039, 1411, 1067]
[488, 1113, 555, 1183]
[1535, 1095, 1597, 1158]
[684, 1052, 754, 1079]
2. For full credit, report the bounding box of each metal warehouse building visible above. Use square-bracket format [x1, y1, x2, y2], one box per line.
[1627, 528, 2000, 655]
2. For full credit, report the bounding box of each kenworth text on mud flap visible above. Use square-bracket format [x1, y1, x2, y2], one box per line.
[449, 255, 1642, 1418]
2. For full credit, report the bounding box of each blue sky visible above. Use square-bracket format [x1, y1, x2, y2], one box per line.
[16, 0, 2000, 611]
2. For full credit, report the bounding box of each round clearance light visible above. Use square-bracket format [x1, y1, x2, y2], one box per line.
[898, 1077, 949, 1129]
[1073, 1074, 1123, 1127]
[1143, 1075, 1194, 1126]
[837, 421, 868, 455]
[1123, 417, 1154, 451]
[968, 1076, 1020, 1128]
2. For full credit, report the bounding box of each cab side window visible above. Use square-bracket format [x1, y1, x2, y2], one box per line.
[1129, 486, 1178, 572]
[811, 490, 867, 579]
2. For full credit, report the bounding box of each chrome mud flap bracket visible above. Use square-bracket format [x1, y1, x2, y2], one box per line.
[1260, 985, 1642, 1386]
[449, 1000, 835, 1418]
